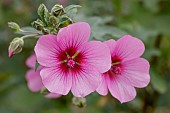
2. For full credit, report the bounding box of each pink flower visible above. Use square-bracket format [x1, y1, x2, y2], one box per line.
[26, 54, 61, 98]
[34, 22, 111, 97]
[96, 35, 150, 103]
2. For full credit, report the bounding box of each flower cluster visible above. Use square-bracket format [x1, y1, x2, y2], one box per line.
[28, 22, 150, 103]
[96, 35, 150, 103]
[8, 3, 150, 104]
[8, 4, 81, 56]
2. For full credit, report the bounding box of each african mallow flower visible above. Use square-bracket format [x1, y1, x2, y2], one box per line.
[26, 54, 61, 98]
[96, 35, 150, 103]
[34, 22, 111, 97]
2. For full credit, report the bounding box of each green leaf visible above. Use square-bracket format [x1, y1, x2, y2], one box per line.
[74, 15, 127, 40]
[35, 60, 40, 71]
[65, 5, 81, 13]
[143, 48, 160, 60]
[37, 4, 49, 26]
[16, 27, 40, 35]
[65, 5, 81, 19]
[92, 25, 128, 41]
[150, 70, 168, 94]
[143, 0, 160, 12]
[75, 15, 103, 26]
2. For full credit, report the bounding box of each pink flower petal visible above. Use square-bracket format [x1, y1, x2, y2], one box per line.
[57, 22, 90, 50]
[8, 50, 14, 57]
[96, 73, 108, 96]
[79, 41, 111, 73]
[40, 67, 72, 95]
[120, 58, 150, 88]
[104, 39, 116, 56]
[26, 54, 36, 68]
[107, 72, 136, 103]
[71, 67, 101, 97]
[34, 34, 61, 67]
[25, 69, 43, 92]
[115, 35, 145, 61]
[45, 93, 62, 98]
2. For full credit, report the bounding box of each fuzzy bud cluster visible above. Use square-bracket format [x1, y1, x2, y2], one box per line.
[32, 3, 75, 35]
[51, 4, 65, 17]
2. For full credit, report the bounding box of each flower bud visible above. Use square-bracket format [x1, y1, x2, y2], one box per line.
[42, 28, 50, 34]
[72, 97, 86, 108]
[40, 87, 49, 95]
[37, 4, 49, 24]
[51, 4, 65, 17]
[32, 19, 44, 30]
[38, 4, 48, 18]
[59, 16, 73, 28]
[8, 38, 24, 57]
[49, 15, 59, 25]
[8, 22, 20, 32]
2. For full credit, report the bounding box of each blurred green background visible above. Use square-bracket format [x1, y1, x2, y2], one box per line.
[0, 0, 170, 113]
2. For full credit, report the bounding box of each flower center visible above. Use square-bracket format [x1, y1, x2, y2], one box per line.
[112, 66, 122, 74]
[67, 58, 76, 68]
[111, 56, 122, 75]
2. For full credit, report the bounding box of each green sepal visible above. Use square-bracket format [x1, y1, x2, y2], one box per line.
[37, 4, 50, 26]
[35, 60, 40, 71]
[8, 22, 20, 32]
[31, 19, 44, 30]
[58, 16, 73, 28]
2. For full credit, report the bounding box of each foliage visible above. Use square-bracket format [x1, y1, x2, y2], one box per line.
[0, 0, 170, 113]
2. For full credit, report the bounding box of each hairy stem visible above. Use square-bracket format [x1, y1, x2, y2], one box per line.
[19, 29, 43, 35]
[21, 34, 40, 39]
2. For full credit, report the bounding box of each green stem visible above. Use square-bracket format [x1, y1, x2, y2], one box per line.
[21, 34, 40, 39]
[19, 29, 43, 35]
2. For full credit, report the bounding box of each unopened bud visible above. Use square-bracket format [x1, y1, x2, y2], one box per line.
[32, 19, 44, 30]
[38, 4, 48, 18]
[49, 15, 59, 25]
[51, 4, 65, 17]
[8, 38, 24, 57]
[42, 28, 50, 34]
[37, 4, 49, 24]
[8, 22, 20, 32]
[40, 87, 49, 95]
[72, 97, 86, 108]
[59, 16, 73, 28]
